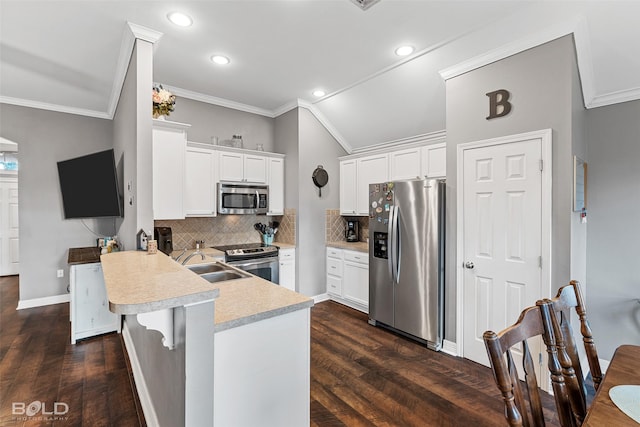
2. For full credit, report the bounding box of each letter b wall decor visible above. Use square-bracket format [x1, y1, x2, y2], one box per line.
[486, 89, 512, 120]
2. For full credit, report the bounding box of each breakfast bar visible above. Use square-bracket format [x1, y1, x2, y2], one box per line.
[100, 250, 314, 427]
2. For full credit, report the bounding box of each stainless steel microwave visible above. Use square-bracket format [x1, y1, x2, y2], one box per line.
[217, 183, 269, 214]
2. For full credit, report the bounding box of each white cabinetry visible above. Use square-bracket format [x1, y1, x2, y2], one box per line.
[342, 250, 369, 308]
[267, 156, 285, 215]
[422, 142, 446, 178]
[278, 247, 295, 291]
[184, 144, 217, 216]
[326, 247, 343, 296]
[70, 263, 120, 344]
[326, 247, 368, 313]
[339, 155, 389, 216]
[356, 154, 388, 215]
[152, 119, 190, 220]
[339, 140, 446, 215]
[339, 160, 357, 215]
[219, 149, 267, 184]
[390, 147, 422, 180]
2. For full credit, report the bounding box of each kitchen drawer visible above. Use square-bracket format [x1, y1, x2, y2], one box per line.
[279, 249, 295, 260]
[326, 257, 343, 277]
[326, 247, 343, 259]
[344, 250, 368, 265]
[327, 275, 342, 296]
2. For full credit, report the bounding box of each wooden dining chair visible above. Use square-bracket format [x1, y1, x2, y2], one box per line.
[548, 280, 602, 391]
[484, 304, 576, 427]
[537, 280, 603, 425]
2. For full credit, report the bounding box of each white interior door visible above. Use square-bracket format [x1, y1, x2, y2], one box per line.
[0, 176, 19, 276]
[459, 132, 551, 374]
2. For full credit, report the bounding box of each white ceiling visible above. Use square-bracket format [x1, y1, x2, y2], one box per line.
[1, 1, 639, 151]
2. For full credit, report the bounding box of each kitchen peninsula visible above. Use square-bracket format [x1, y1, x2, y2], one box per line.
[100, 250, 313, 427]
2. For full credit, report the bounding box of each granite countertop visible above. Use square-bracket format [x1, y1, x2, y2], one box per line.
[100, 250, 312, 331]
[326, 241, 369, 253]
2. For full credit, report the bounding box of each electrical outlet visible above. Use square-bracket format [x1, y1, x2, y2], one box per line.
[57, 269, 64, 278]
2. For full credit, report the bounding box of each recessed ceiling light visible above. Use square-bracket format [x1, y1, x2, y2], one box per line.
[167, 12, 193, 27]
[211, 55, 230, 65]
[395, 45, 414, 57]
[312, 90, 326, 98]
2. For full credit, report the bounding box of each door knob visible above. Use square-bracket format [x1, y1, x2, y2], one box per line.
[464, 261, 474, 269]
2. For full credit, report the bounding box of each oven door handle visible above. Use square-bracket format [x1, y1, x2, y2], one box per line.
[227, 257, 279, 268]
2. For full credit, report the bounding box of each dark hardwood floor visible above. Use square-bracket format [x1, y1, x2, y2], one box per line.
[310, 301, 561, 427]
[0, 275, 143, 426]
[2, 275, 561, 426]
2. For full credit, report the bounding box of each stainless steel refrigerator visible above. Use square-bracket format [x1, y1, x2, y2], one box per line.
[368, 178, 445, 351]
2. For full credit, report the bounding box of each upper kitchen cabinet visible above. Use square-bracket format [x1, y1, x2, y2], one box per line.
[339, 160, 357, 215]
[356, 154, 388, 215]
[267, 156, 285, 216]
[152, 119, 190, 220]
[340, 155, 389, 216]
[422, 143, 446, 178]
[390, 147, 422, 180]
[339, 139, 446, 215]
[218, 148, 267, 184]
[184, 143, 218, 217]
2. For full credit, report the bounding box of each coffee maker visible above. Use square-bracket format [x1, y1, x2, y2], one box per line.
[154, 227, 173, 255]
[345, 219, 359, 242]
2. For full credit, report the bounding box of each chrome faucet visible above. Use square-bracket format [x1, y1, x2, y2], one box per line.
[181, 240, 206, 265]
[172, 248, 187, 262]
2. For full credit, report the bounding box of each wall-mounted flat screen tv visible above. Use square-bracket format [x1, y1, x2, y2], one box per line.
[57, 149, 123, 219]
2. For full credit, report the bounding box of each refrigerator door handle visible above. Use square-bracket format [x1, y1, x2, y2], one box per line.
[390, 205, 400, 283]
[395, 206, 401, 282]
[387, 204, 395, 280]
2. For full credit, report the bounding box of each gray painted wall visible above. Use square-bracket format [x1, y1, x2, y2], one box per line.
[273, 107, 346, 296]
[168, 97, 275, 152]
[585, 99, 640, 360]
[297, 108, 347, 296]
[0, 104, 113, 301]
[113, 43, 138, 253]
[445, 36, 582, 342]
[274, 108, 299, 209]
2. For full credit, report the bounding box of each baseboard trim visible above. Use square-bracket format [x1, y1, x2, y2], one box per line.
[313, 293, 331, 304]
[122, 321, 160, 427]
[16, 293, 69, 310]
[442, 340, 458, 356]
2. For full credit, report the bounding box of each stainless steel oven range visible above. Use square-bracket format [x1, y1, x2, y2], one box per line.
[213, 243, 279, 284]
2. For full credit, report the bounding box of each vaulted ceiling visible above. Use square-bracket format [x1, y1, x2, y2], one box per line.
[1, 1, 639, 152]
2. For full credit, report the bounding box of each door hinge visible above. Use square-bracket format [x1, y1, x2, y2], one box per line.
[539, 159, 544, 171]
[538, 256, 542, 268]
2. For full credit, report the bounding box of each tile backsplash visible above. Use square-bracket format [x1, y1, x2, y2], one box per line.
[155, 208, 296, 249]
[325, 209, 369, 243]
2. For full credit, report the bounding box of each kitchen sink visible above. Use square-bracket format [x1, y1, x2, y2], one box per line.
[187, 263, 228, 275]
[199, 271, 250, 283]
[185, 262, 251, 283]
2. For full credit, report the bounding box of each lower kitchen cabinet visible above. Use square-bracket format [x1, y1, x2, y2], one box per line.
[342, 250, 369, 307]
[278, 247, 295, 291]
[326, 247, 368, 313]
[70, 262, 120, 344]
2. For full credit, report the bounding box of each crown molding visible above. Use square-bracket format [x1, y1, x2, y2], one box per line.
[127, 22, 163, 44]
[437, 16, 631, 111]
[587, 87, 640, 109]
[347, 130, 446, 157]
[166, 85, 274, 118]
[0, 96, 110, 119]
[438, 16, 584, 81]
[271, 99, 301, 118]
[295, 99, 353, 154]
